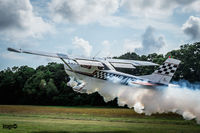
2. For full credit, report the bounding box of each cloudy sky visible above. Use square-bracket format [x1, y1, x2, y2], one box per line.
[0, 0, 200, 70]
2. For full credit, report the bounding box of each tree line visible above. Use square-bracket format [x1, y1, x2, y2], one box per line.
[0, 42, 199, 106]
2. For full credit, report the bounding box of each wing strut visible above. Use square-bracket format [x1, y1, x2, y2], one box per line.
[60, 58, 74, 72]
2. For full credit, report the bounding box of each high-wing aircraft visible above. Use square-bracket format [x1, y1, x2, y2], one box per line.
[7, 47, 181, 93]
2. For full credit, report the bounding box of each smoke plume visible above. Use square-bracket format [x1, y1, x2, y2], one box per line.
[69, 76, 200, 124]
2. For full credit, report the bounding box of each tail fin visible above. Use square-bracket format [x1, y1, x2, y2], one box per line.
[140, 58, 181, 85]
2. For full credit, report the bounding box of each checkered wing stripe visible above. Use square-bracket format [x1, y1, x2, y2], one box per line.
[93, 71, 108, 80]
[154, 63, 178, 76]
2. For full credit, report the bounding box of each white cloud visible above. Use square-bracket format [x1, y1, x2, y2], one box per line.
[120, 0, 199, 19]
[0, 0, 53, 40]
[182, 16, 200, 40]
[49, 0, 120, 24]
[123, 39, 142, 53]
[47, 0, 190, 37]
[182, 1, 200, 13]
[72, 36, 92, 57]
[99, 40, 113, 57]
[135, 26, 166, 55]
[48, 0, 200, 25]
[120, 0, 170, 19]
[102, 40, 111, 47]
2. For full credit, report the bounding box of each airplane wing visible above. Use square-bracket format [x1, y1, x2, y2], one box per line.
[7, 47, 104, 67]
[7, 47, 157, 68]
[107, 59, 158, 67]
[8, 47, 69, 59]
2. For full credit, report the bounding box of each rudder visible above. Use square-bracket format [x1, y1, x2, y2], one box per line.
[140, 58, 181, 85]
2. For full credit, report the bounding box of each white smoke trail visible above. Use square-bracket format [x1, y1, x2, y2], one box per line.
[69, 76, 200, 124]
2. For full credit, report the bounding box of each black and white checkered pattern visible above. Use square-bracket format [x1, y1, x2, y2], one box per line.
[93, 71, 108, 80]
[154, 62, 178, 76]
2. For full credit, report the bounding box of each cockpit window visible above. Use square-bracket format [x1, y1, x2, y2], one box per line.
[98, 66, 104, 70]
[80, 65, 91, 69]
[102, 63, 110, 70]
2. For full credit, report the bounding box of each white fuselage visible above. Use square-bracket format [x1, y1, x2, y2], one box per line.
[64, 60, 158, 93]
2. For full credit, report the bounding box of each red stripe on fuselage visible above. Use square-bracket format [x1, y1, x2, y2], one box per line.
[131, 81, 157, 86]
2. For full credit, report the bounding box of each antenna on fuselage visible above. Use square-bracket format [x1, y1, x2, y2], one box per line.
[93, 50, 101, 59]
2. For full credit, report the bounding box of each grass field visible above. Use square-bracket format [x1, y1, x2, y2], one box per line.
[0, 105, 199, 133]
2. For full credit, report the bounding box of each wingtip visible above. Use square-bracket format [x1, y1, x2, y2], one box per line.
[7, 47, 21, 53]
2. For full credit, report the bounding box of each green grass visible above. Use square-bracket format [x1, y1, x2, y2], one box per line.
[0, 105, 199, 133]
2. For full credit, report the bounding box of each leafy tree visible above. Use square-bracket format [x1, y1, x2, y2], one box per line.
[0, 68, 16, 104]
[46, 78, 58, 96]
[166, 42, 200, 82]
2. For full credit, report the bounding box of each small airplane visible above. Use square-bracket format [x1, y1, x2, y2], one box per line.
[7, 47, 181, 93]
